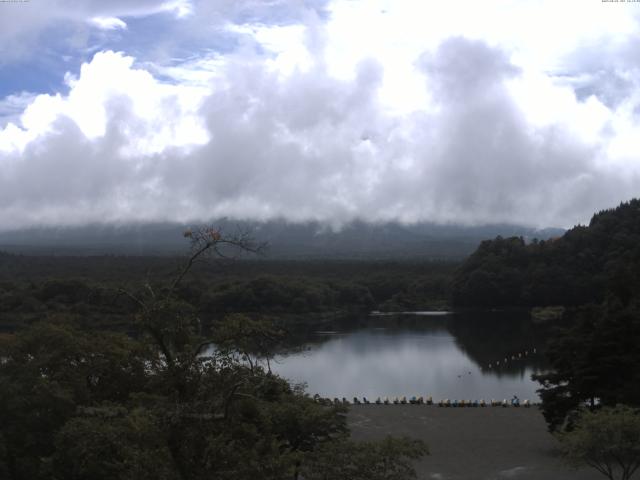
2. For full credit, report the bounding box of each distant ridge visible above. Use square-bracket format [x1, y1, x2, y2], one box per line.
[0, 220, 564, 259]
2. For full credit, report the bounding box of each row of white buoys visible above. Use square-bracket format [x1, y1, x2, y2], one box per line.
[487, 348, 537, 369]
[313, 394, 533, 407]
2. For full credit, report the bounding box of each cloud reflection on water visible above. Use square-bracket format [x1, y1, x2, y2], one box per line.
[273, 325, 543, 401]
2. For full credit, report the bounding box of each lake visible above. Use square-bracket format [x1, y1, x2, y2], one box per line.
[271, 311, 549, 402]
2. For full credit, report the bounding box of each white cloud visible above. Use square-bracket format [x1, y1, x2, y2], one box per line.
[0, 0, 639, 230]
[1, 51, 208, 153]
[89, 17, 127, 31]
[0, 91, 38, 127]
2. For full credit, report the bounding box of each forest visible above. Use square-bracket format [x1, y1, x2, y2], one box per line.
[2, 200, 640, 478]
[0, 228, 439, 480]
[0, 253, 455, 333]
[452, 199, 640, 308]
[453, 199, 640, 433]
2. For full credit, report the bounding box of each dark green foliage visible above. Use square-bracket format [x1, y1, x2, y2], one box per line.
[37, 279, 94, 304]
[0, 314, 356, 480]
[301, 436, 428, 480]
[534, 302, 640, 431]
[200, 275, 349, 314]
[0, 257, 457, 332]
[53, 407, 176, 480]
[452, 236, 528, 307]
[558, 405, 640, 480]
[0, 231, 428, 480]
[453, 199, 640, 307]
[0, 322, 149, 480]
[212, 314, 286, 372]
[450, 199, 640, 434]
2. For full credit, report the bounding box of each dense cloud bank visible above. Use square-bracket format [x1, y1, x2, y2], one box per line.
[0, 1, 639, 230]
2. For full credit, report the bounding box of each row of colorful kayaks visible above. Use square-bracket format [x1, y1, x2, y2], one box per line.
[313, 395, 534, 407]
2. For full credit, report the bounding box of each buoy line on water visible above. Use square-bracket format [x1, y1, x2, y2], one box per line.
[309, 350, 543, 409]
[486, 347, 538, 370]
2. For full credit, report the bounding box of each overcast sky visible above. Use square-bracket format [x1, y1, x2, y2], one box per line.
[1, 0, 639, 230]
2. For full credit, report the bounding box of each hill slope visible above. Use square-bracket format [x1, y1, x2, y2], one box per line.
[452, 199, 640, 307]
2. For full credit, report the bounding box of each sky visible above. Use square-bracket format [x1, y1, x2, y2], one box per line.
[0, 0, 639, 230]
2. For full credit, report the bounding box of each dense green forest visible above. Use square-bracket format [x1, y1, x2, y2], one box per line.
[452, 199, 640, 308]
[0, 230, 452, 479]
[3, 199, 640, 476]
[0, 229, 430, 480]
[451, 199, 640, 432]
[0, 253, 455, 333]
[534, 301, 640, 431]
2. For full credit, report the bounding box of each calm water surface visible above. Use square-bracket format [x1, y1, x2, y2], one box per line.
[272, 312, 548, 401]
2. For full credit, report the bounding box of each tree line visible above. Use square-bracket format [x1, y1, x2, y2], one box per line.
[0, 256, 455, 333]
[453, 200, 640, 470]
[0, 228, 429, 480]
[452, 199, 640, 308]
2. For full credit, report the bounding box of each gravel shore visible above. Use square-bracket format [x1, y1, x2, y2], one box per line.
[347, 405, 602, 480]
